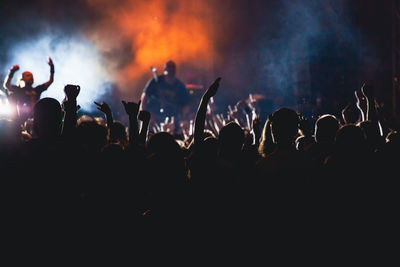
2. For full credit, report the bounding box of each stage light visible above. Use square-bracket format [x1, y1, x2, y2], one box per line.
[4, 34, 112, 113]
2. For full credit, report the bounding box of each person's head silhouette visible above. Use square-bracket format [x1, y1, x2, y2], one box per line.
[17, 71, 34, 87]
[163, 60, 177, 78]
[33, 97, 63, 138]
[269, 107, 299, 147]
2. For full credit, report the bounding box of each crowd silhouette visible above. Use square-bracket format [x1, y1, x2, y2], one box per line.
[1, 66, 399, 265]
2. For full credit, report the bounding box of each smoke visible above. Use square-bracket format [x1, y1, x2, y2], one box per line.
[214, 0, 370, 110]
[4, 34, 112, 112]
[0, 0, 388, 117]
[1, 0, 218, 114]
[85, 0, 216, 99]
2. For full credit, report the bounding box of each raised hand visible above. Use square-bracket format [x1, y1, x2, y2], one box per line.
[213, 113, 225, 132]
[61, 85, 80, 136]
[94, 101, 112, 115]
[361, 83, 374, 99]
[4, 65, 20, 90]
[236, 99, 248, 111]
[341, 102, 363, 124]
[193, 77, 222, 149]
[354, 90, 367, 120]
[248, 93, 257, 111]
[355, 90, 366, 109]
[152, 123, 161, 133]
[48, 57, 54, 67]
[94, 100, 113, 126]
[228, 105, 239, 120]
[160, 116, 175, 133]
[64, 84, 80, 100]
[204, 77, 221, 99]
[10, 65, 19, 72]
[122, 100, 141, 117]
[122, 100, 141, 147]
[361, 83, 379, 123]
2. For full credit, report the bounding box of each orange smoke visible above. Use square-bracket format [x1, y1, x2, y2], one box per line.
[86, 0, 215, 97]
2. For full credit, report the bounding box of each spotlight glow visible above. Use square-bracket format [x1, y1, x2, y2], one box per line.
[0, 98, 14, 117]
[4, 35, 112, 112]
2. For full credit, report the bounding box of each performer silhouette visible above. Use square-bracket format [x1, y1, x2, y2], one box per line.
[3, 57, 54, 124]
[140, 60, 190, 127]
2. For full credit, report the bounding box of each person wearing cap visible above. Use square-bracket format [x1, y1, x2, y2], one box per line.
[3, 57, 54, 123]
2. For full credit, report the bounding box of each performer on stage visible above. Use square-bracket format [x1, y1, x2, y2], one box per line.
[3, 58, 54, 124]
[140, 60, 190, 128]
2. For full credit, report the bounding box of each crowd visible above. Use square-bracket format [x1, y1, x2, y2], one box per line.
[1, 69, 399, 265]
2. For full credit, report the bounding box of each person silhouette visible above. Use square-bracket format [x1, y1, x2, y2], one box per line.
[140, 60, 190, 129]
[3, 57, 54, 124]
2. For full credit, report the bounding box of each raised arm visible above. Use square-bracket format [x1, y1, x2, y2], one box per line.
[252, 114, 261, 147]
[355, 90, 367, 122]
[361, 83, 378, 123]
[138, 110, 151, 145]
[361, 83, 390, 138]
[193, 77, 221, 150]
[122, 100, 141, 148]
[3, 65, 19, 94]
[61, 84, 80, 137]
[94, 101, 113, 127]
[43, 57, 54, 89]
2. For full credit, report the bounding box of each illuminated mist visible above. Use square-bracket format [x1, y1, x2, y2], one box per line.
[4, 34, 112, 111]
[86, 0, 216, 99]
[0, 0, 390, 118]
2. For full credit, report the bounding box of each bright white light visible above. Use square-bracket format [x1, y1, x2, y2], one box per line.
[0, 98, 14, 116]
[4, 34, 112, 112]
